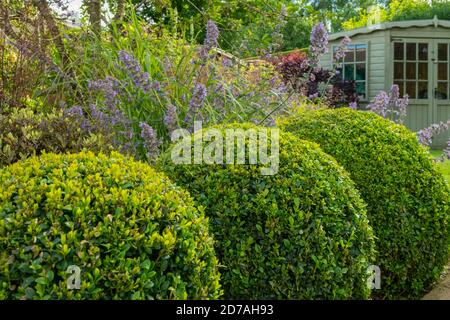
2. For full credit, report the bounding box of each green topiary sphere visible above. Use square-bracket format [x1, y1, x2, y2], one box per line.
[0, 151, 221, 299]
[279, 108, 450, 299]
[157, 123, 375, 299]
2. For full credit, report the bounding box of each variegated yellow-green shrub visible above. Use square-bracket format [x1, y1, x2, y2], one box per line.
[0, 106, 115, 167]
[0, 151, 221, 299]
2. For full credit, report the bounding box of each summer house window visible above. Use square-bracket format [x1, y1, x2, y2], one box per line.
[437, 43, 449, 100]
[334, 44, 367, 99]
[393, 42, 429, 99]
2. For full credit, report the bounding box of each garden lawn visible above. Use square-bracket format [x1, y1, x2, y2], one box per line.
[430, 150, 450, 184]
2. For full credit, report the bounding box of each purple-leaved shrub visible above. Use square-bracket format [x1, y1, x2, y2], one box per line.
[273, 29, 357, 108]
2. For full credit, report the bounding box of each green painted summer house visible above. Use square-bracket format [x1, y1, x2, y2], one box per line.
[319, 17, 450, 147]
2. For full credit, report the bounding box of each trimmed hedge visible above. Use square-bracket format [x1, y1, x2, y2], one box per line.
[279, 108, 450, 299]
[157, 123, 375, 299]
[0, 151, 221, 299]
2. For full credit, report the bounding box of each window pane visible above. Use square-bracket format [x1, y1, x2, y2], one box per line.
[356, 63, 366, 80]
[356, 48, 366, 62]
[437, 82, 448, 100]
[418, 43, 428, 60]
[394, 62, 404, 79]
[406, 81, 416, 98]
[438, 63, 448, 81]
[344, 50, 355, 62]
[406, 43, 416, 60]
[418, 63, 428, 80]
[356, 82, 366, 98]
[394, 43, 404, 60]
[418, 82, 428, 99]
[344, 64, 354, 80]
[406, 62, 416, 79]
[438, 44, 448, 61]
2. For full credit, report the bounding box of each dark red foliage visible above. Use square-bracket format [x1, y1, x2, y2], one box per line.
[272, 51, 358, 108]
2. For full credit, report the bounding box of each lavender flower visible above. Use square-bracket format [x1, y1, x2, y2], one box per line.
[308, 93, 319, 100]
[334, 36, 351, 62]
[417, 127, 434, 146]
[189, 83, 207, 110]
[118, 51, 140, 72]
[163, 56, 173, 73]
[309, 23, 329, 63]
[367, 85, 409, 124]
[204, 20, 219, 48]
[367, 91, 389, 118]
[63, 105, 89, 130]
[390, 83, 400, 101]
[164, 104, 178, 129]
[64, 105, 84, 117]
[184, 83, 207, 124]
[349, 101, 358, 110]
[139, 122, 161, 156]
[444, 139, 450, 160]
[200, 20, 220, 61]
[88, 77, 120, 108]
[118, 50, 160, 93]
[417, 120, 450, 147]
[222, 57, 233, 68]
[89, 104, 108, 129]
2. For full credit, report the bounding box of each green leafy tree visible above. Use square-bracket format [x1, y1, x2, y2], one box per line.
[343, 0, 450, 31]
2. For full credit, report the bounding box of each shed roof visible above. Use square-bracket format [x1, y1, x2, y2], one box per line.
[329, 17, 450, 41]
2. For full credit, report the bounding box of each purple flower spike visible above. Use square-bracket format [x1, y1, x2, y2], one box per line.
[310, 23, 329, 62]
[164, 104, 177, 129]
[139, 122, 161, 156]
[189, 83, 207, 111]
[334, 36, 351, 62]
[205, 20, 219, 48]
[118, 50, 155, 93]
[185, 83, 207, 124]
[367, 84, 409, 124]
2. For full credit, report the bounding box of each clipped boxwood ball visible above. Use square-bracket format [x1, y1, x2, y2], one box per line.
[279, 108, 450, 299]
[0, 151, 221, 299]
[157, 123, 375, 299]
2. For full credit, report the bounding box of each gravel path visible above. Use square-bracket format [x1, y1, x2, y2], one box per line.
[422, 261, 450, 300]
